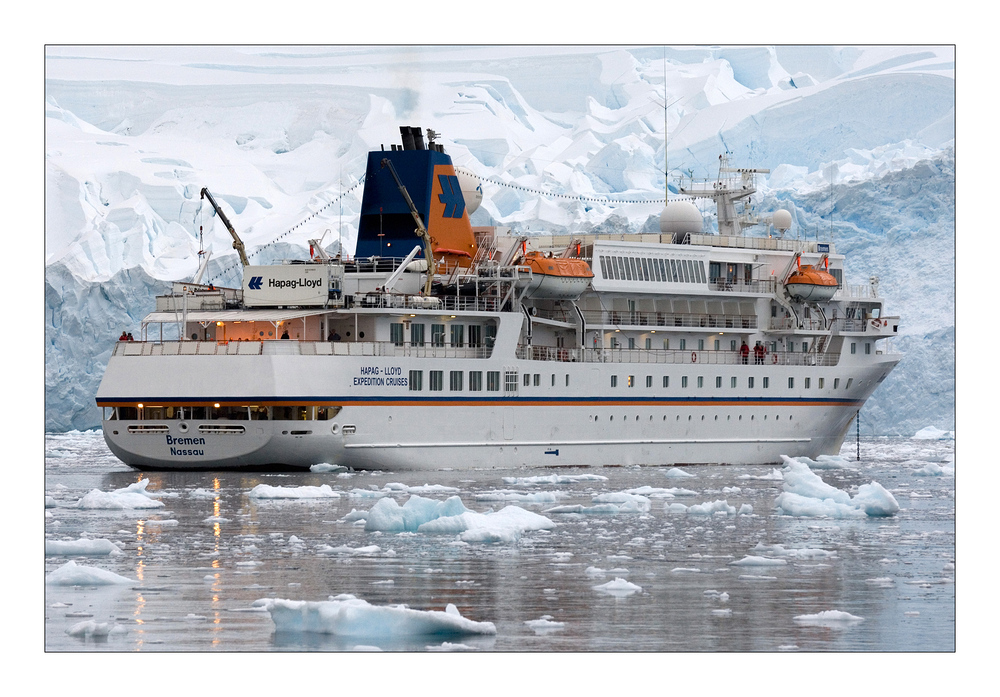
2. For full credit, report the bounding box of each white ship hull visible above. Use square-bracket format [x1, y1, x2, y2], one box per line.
[99, 341, 898, 471]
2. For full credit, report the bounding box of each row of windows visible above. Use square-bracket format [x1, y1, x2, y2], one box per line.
[391, 323, 495, 348]
[599, 255, 707, 284]
[407, 370, 573, 392]
[590, 413, 794, 422]
[610, 375, 855, 390]
[108, 405, 342, 421]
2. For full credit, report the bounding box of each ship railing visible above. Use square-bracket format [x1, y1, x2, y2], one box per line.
[584, 310, 757, 330]
[355, 292, 508, 313]
[707, 277, 779, 294]
[769, 318, 828, 332]
[113, 339, 492, 359]
[516, 344, 840, 366]
[834, 284, 876, 299]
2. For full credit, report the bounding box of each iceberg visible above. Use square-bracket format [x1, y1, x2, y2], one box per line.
[46, 560, 135, 585]
[75, 479, 165, 510]
[774, 456, 899, 518]
[248, 484, 341, 499]
[256, 594, 497, 637]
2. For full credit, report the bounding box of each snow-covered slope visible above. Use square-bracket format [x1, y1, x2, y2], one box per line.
[44, 45, 954, 434]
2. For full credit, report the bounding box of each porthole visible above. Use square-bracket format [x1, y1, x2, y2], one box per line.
[331, 423, 340, 434]
[178, 422, 189, 433]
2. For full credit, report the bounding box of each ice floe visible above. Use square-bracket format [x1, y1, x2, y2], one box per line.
[248, 484, 341, 499]
[774, 456, 899, 518]
[913, 426, 955, 440]
[912, 463, 954, 476]
[663, 468, 696, 478]
[525, 615, 566, 633]
[793, 610, 865, 626]
[45, 538, 122, 556]
[593, 577, 642, 595]
[502, 474, 608, 486]
[255, 594, 497, 636]
[75, 479, 165, 509]
[46, 560, 135, 585]
[66, 620, 123, 638]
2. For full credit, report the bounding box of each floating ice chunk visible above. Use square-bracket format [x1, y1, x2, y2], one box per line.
[189, 488, 218, 499]
[793, 610, 864, 626]
[66, 620, 116, 638]
[730, 556, 788, 567]
[912, 463, 954, 476]
[419, 506, 555, 543]
[318, 545, 382, 556]
[45, 496, 58, 508]
[852, 482, 901, 516]
[249, 484, 340, 499]
[383, 483, 461, 494]
[738, 575, 777, 581]
[46, 560, 134, 585]
[46, 538, 121, 556]
[310, 463, 347, 473]
[502, 474, 608, 485]
[525, 615, 566, 633]
[775, 456, 899, 518]
[663, 467, 695, 478]
[75, 479, 165, 509]
[686, 500, 736, 516]
[544, 503, 623, 515]
[670, 567, 701, 573]
[203, 516, 231, 523]
[737, 469, 784, 481]
[711, 609, 732, 617]
[256, 595, 496, 636]
[364, 495, 469, 533]
[593, 577, 642, 595]
[813, 455, 855, 470]
[751, 543, 835, 559]
[348, 488, 389, 499]
[623, 486, 678, 498]
[665, 503, 688, 514]
[591, 492, 651, 512]
[913, 426, 954, 440]
[738, 504, 754, 516]
[475, 490, 560, 503]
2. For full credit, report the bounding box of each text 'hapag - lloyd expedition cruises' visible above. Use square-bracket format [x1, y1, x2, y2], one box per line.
[96, 126, 900, 471]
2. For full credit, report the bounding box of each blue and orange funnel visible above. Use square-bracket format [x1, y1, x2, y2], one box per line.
[356, 126, 478, 266]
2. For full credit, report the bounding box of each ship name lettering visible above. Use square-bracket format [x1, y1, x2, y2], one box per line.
[166, 435, 206, 445]
[170, 447, 205, 456]
[268, 278, 321, 290]
[383, 366, 401, 376]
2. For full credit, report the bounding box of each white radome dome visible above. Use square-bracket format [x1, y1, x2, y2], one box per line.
[456, 168, 483, 215]
[660, 201, 703, 235]
[772, 209, 793, 231]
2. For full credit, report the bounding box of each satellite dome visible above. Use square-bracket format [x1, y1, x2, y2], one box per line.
[772, 209, 792, 232]
[456, 168, 483, 216]
[659, 201, 703, 237]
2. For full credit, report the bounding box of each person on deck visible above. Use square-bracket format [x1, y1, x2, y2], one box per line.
[119, 331, 128, 342]
[280, 329, 290, 339]
[740, 341, 750, 365]
[753, 341, 765, 365]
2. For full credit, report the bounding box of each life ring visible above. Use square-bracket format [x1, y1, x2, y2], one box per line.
[772, 353, 779, 364]
[691, 352, 697, 362]
[870, 318, 881, 329]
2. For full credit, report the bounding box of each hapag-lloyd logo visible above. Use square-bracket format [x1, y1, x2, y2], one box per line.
[247, 276, 321, 291]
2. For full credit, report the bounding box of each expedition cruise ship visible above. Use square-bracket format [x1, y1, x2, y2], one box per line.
[96, 126, 900, 471]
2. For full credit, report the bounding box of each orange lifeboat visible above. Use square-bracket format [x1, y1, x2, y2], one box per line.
[521, 251, 594, 299]
[785, 264, 838, 301]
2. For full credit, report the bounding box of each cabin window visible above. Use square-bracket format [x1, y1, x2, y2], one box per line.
[409, 370, 422, 391]
[865, 342, 871, 355]
[788, 342, 795, 353]
[731, 376, 737, 388]
[805, 378, 811, 389]
[730, 340, 737, 351]
[748, 377, 754, 389]
[449, 371, 463, 391]
[709, 261, 721, 283]
[788, 377, 795, 389]
[645, 338, 652, 350]
[663, 376, 669, 388]
[834, 378, 840, 389]
[411, 324, 425, 347]
[679, 339, 686, 350]
[681, 376, 688, 388]
[611, 375, 618, 388]
[599, 256, 609, 278]
[663, 338, 670, 350]
[714, 339, 720, 351]
[762, 377, 769, 389]
[818, 378, 825, 389]
[845, 378, 853, 389]
[469, 371, 483, 391]
[628, 337, 636, 349]
[851, 342, 857, 354]
[646, 375, 653, 388]
[551, 373, 556, 386]
[802, 342, 809, 353]
[390, 323, 404, 346]
[628, 375, 635, 388]
[697, 376, 704, 388]
[716, 376, 722, 388]
[533, 374, 540, 387]
[431, 324, 446, 347]
[451, 325, 465, 347]
[429, 370, 444, 391]
[698, 339, 704, 351]
[468, 325, 482, 348]
[523, 373, 531, 387]
[504, 370, 518, 392]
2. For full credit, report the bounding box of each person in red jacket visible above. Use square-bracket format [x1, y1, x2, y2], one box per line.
[740, 341, 750, 364]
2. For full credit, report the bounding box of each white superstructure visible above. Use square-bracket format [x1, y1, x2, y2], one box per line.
[96, 131, 900, 471]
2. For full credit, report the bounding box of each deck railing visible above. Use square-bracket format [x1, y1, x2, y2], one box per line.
[516, 344, 840, 367]
[113, 340, 493, 359]
[579, 310, 757, 330]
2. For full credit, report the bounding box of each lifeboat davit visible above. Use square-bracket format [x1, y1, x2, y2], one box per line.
[785, 264, 838, 301]
[520, 251, 594, 299]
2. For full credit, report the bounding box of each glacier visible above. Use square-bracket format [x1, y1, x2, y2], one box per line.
[44, 45, 954, 435]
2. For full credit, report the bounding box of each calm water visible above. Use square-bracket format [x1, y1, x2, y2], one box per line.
[44, 432, 955, 652]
